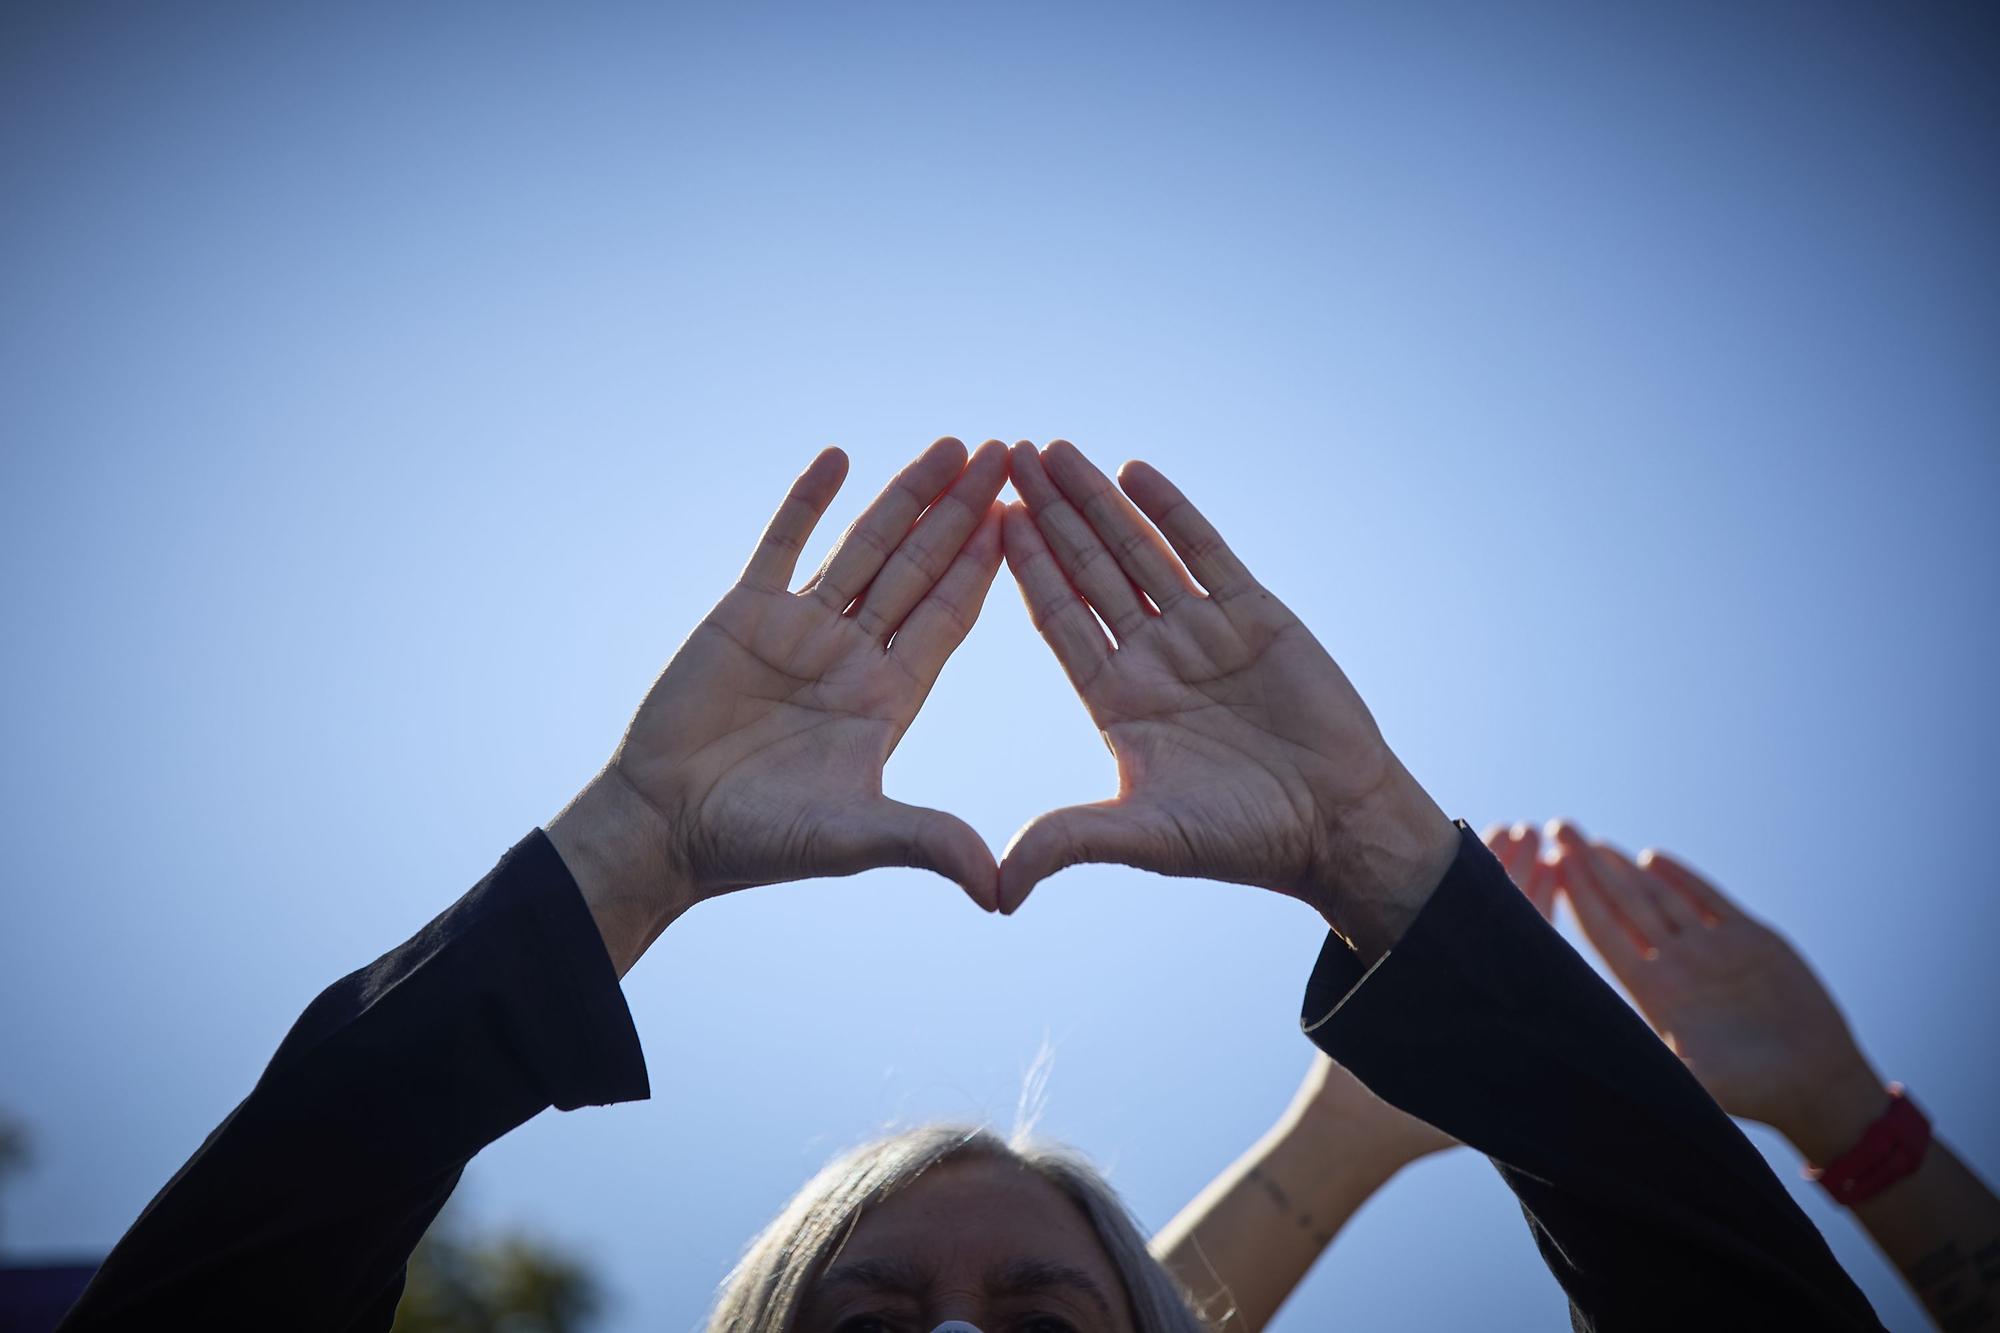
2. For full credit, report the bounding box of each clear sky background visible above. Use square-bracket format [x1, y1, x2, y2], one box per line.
[3, 3, 1996, 1330]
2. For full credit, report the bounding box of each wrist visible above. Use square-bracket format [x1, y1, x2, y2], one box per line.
[545, 768, 693, 978]
[1288, 1095, 1441, 1175]
[1784, 1057, 1892, 1166]
[1303, 769, 1459, 961]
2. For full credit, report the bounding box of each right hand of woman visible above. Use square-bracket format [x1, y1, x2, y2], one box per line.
[548, 437, 1009, 974]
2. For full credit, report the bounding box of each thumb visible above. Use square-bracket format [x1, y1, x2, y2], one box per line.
[831, 798, 999, 912]
[998, 801, 1166, 915]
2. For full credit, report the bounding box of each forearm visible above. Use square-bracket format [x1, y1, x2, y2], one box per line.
[1779, 1066, 2000, 1329]
[1840, 1138, 2000, 1331]
[1305, 824, 1885, 1330]
[61, 832, 649, 1331]
[1151, 1107, 1404, 1332]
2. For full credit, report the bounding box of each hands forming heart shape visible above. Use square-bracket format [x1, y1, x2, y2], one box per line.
[556, 437, 1459, 973]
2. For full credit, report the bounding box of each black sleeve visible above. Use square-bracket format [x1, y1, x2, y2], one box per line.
[1301, 822, 1884, 1331]
[59, 830, 650, 1333]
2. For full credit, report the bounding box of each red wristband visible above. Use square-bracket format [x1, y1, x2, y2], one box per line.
[1804, 1083, 1931, 1206]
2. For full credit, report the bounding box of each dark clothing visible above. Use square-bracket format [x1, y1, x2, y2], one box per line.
[59, 825, 1881, 1331]
[1304, 823, 1881, 1330]
[60, 832, 646, 1332]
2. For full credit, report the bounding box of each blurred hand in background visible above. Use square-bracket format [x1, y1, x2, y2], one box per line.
[1483, 820, 2000, 1333]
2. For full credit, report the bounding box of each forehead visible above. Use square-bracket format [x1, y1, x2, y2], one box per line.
[820, 1157, 1131, 1318]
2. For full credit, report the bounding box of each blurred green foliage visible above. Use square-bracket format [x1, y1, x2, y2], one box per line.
[391, 1209, 602, 1333]
[0, 1112, 29, 1248]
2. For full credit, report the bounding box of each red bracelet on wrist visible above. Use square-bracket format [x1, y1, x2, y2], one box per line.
[1804, 1083, 1931, 1206]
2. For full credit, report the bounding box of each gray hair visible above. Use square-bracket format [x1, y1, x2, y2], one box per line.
[704, 1124, 1210, 1333]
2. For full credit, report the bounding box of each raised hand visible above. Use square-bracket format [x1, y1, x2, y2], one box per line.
[550, 438, 1008, 972]
[1535, 823, 1884, 1161]
[997, 440, 1456, 951]
[1482, 821, 1556, 919]
[1518, 824, 2000, 1331]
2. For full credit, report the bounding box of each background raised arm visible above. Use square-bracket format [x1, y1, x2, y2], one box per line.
[1497, 822, 2000, 1332]
[550, 437, 1009, 973]
[1151, 1054, 1455, 1332]
[996, 440, 1456, 952]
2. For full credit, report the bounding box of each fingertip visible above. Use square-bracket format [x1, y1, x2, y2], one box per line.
[1006, 877, 1041, 916]
[939, 836, 1001, 914]
[1547, 817, 1585, 846]
[962, 874, 1000, 914]
[997, 821, 1057, 915]
[1115, 458, 1158, 493]
[1008, 442, 1049, 490]
[1481, 821, 1507, 846]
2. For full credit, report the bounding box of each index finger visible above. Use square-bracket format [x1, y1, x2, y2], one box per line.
[741, 447, 849, 591]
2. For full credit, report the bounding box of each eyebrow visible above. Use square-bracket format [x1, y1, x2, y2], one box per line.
[814, 1257, 1117, 1323]
[988, 1258, 1117, 1322]
[816, 1257, 931, 1298]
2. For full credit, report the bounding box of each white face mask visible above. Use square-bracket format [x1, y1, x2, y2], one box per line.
[930, 1323, 984, 1333]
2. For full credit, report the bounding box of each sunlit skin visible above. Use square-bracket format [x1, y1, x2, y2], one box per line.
[1153, 1052, 1455, 1332]
[1486, 820, 1883, 1156]
[998, 441, 1457, 955]
[794, 1158, 1137, 1333]
[1486, 820, 2000, 1332]
[553, 437, 1459, 975]
[1298, 1051, 1456, 1165]
[550, 437, 1011, 973]
[537, 437, 1470, 1332]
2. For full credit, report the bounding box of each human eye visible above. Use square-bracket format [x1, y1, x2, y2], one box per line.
[1015, 1314, 1082, 1333]
[832, 1313, 906, 1333]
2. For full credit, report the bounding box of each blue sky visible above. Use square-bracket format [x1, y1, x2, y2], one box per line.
[2, 3, 1995, 1329]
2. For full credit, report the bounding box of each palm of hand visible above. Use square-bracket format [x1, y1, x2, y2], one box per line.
[996, 440, 1442, 917]
[1621, 918, 1859, 1133]
[1081, 612, 1394, 893]
[1545, 835, 1871, 1141]
[605, 438, 1008, 908]
[619, 586, 920, 893]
